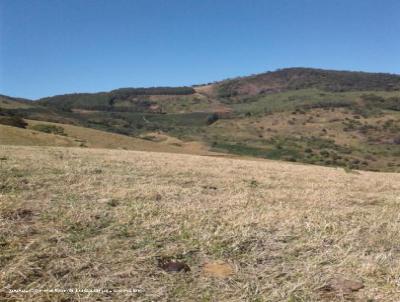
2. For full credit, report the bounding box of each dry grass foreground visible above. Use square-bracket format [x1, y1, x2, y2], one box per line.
[1, 145, 400, 301]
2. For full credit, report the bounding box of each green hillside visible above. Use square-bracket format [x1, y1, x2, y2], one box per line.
[1, 68, 400, 172]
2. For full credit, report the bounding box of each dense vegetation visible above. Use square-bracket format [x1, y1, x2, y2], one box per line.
[38, 87, 195, 112]
[110, 86, 195, 96]
[0, 115, 27, 128]
[31, 124, 66, 135]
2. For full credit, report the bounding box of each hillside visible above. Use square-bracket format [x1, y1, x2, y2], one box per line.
[1, 145, 400, 301]
[0, 94, 33, 109]
[213, 68, 400, 98]
[1, 67, 400, 172]
[0, 120, 215, 155]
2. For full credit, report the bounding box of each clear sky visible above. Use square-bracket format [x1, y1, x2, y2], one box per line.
[1, 0, 399, 99]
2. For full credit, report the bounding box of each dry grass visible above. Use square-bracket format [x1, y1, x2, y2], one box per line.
[1, 145, 400, 301]
[1, 121, 215, 156]
[0, 124, 78, 147]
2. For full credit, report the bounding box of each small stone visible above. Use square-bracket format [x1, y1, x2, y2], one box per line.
[321, 276, 364, 294]
[202, 261, 234, 278]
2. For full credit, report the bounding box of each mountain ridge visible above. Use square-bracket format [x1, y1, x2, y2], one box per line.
[3, 67, 400, 101]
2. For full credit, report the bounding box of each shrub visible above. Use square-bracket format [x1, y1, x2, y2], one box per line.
[0, 116, 27, 128]
[320, 150, 330, 157]
[386, 97, 400, 111]
[31, 124, 66, 135]
[206, 113, 219, 125]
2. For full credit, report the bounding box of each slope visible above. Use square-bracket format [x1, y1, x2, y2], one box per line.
[0, 119, 214, 155]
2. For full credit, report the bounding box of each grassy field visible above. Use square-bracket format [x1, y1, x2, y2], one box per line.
[0, 120, 216, 156]
[1, 145, 400, 301]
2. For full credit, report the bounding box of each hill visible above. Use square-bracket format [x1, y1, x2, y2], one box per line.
[1, 67, 400, 172]
[213, 67, 400, 98]
[0, 94, 33, 109]
[1, 145, 400, 301]
[36, 86, 196, 112]
[0, 119, 215, 155]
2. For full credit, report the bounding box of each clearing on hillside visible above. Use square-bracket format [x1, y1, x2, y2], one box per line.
[1, 145, 400, 301]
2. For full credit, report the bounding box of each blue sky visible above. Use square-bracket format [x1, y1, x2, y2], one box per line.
[1, 0, 399, 99]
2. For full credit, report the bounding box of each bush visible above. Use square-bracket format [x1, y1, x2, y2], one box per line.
[386, 97, 400, 111]
[0, 116, 27, 128]
[361, 94, 400, 111]
[206, 113, 219, 125]
[31, 124, 66, 135]
[320, 150, 330, 157]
